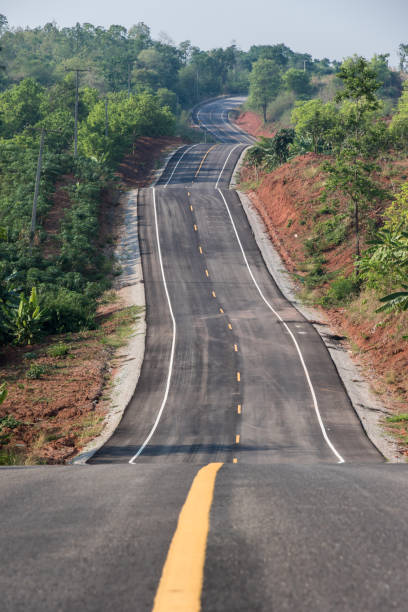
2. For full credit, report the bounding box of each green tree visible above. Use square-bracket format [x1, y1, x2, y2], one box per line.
[0, 78, 44, 137]
[399, 43, 408, 73]
[249, 59, 281, 122]
[291, 99, 337, 153]
[335, 55, 380, 117]
[283, 68, 312, 98]
[390, 82, 408, 150]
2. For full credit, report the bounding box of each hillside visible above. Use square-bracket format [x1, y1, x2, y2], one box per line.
[239, 145, 408, 455]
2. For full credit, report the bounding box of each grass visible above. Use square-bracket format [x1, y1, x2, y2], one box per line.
[387, 414, 408, 423]
[46, 343, 70, 358]
[99, 305, 144, 349]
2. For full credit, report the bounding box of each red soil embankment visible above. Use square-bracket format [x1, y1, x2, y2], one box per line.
[234, 111, 276, 139]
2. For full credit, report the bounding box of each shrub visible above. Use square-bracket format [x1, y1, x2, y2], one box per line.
[320, 276, 359, 306]
[46, 342, 70, 357]
[26, 363, 48, 379]
[41, 288, 95, 333]
[13, 287, 43, 345]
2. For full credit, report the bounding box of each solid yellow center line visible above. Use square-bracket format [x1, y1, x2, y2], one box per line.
[237, 404, 242, 414]
[212, 290, 216, 298]
[233, 458, 238, 464]
[219, 307, 224, 314]
[152, 463, 223, 612]
[236, 434, 240, 444]
[236, 372, 241, 382]
[205, 269, 209, 277]
[194, 224, 198, 231]
[234, 344, 238, 352]
[228, 323, 232, 330]
[195, 145, 217, 178]
[198, 246, 203, 254]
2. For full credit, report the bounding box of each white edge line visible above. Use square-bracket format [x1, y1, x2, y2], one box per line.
[129, 187, 176, 463]
[216, 187, 345, 464]
[164, 144, 200, 187]
[215, 144, 242, 190]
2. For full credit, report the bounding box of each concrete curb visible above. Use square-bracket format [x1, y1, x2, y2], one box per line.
[231, 154, 403, 463]
[72, 189, 146, 464]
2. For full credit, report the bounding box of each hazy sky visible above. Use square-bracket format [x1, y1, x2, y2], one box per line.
[2, 0, 407, 66]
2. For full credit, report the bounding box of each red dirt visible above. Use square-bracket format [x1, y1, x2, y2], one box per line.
[240, 153, 408, 435]
[234, 111, 276, 139]
[0, 136, 183, 464]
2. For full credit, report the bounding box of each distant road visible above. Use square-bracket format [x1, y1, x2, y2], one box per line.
[1, 97, 406, 612]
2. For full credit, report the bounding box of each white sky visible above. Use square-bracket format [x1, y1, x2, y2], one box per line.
[2, 0, 407, 67]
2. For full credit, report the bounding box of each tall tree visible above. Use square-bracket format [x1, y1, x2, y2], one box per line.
[248, 58, 281, 122]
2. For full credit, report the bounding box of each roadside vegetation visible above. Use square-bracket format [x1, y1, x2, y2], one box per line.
[241, 49, 408, 451]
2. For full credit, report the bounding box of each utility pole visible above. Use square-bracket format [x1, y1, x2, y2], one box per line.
[65, 67, 91, 157]
[29, 128, 45, 253]
[105, 98, 109, 138]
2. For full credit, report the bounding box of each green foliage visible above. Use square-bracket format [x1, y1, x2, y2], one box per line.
[283, 68, 312, 98]
[320, 275, 359, 306]
[0, 414, 22, 444]
[335, 55, 381, 112]
[246, 130, 295, 170]
[0, 78, 44, 138]
[46, 342, 70, 357]
[41, 288, 95, 334]
[13, 287, 43, 345]
[390, 82, 408, 150]
[26, 363, 47, 379]
[291, 99, 337, 153]
[248, 59, 282, 122]
[0, 382, 7, 405]
[377, 286, 408, 312]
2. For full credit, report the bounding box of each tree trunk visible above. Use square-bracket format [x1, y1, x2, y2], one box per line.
[354, 199, 360, 272]
[262, 103, 267, 123]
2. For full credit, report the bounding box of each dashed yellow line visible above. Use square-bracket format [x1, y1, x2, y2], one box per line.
[195, 145, 217, 178]
[235, 434, 240, 444]
[212, 290, 216, 298]
[198, 246, 203, 254]
[194, 224, 198, 232]
[228, 323, 232, 330]
[233, 458, 238, 464]
[219, 307, 224, 314]
[205, 269, 209, 277]
[234, 344, 238, 352]
[236, 372, 241, 382]
[190, 204, 194, 211]
[237, 404, 242, 414]
[152, 463, 223, 612]
[187, 192, 191, 196]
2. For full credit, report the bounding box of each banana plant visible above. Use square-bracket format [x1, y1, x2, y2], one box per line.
[377, 285, 408, 313]
[13, 287, 43, 345]
[0, 383, 7, 406]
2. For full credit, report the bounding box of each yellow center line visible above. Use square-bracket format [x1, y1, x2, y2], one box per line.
[205, 269, 209, 277]
[236, 434, 240, 444]
[237, 372, 241, 382]
[212, 290, 216, 298]
[152, 463, 223, 612]
[233, 458, 238, 464]
[198, 246, 203, 254]
[190, 205, 194, 211]
[228, 323, 232, 330]
[194, 145, 217, 178]
[237, 404, 242, 414]
[219, 307, 224, 314]
[194, 224, 198, 232]
[188, 192, 191, 196]
[234, 344, 238, 352]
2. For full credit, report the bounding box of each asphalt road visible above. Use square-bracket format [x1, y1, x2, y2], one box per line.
[1, 97, 406, 612]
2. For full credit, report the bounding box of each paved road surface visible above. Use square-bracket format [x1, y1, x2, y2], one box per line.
[1, 97, 406, 612]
